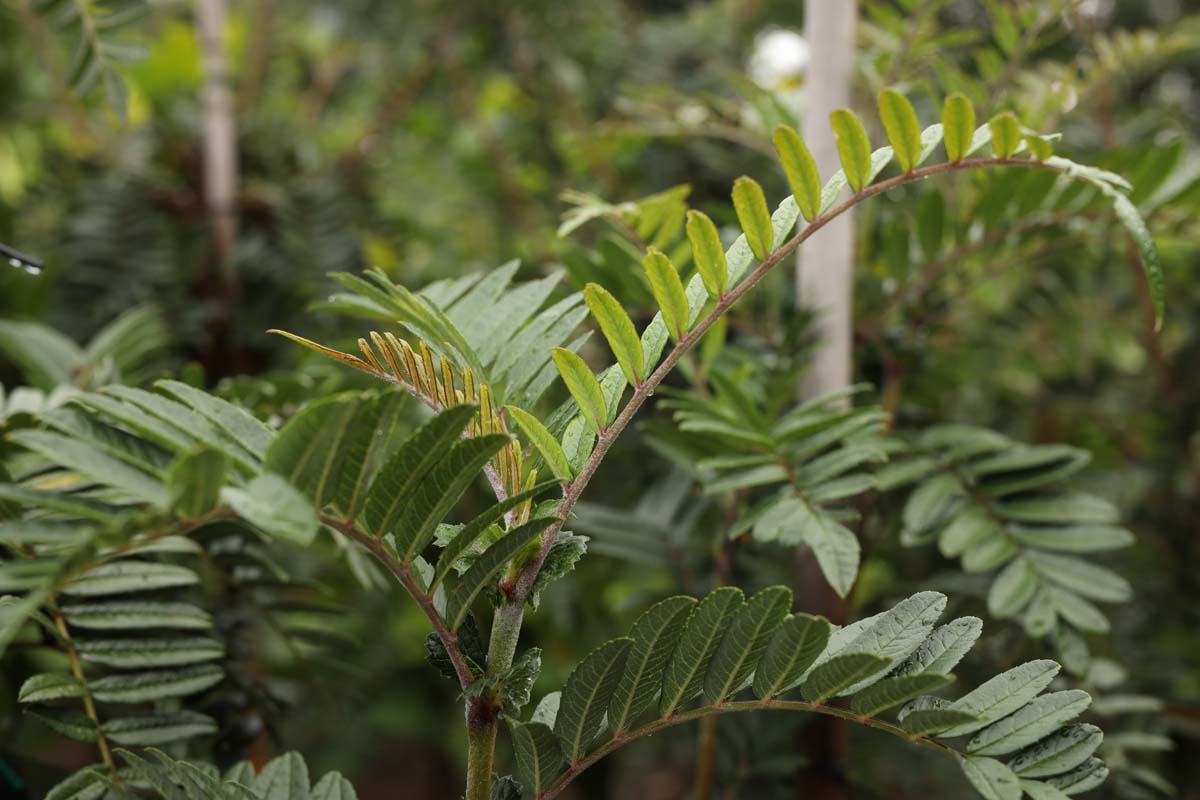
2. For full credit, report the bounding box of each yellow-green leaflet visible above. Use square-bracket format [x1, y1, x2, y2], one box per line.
[643, 248, 689, 342]
[942, 93, 976, 163]
[989, 113, 1021, 159]
[773, 125, 821, 221]
[731, 176, 773, 261]
[1025, 134, 1053, 161]
[830, 109, 872, 192]
[506, 405, 572, 482]
[686, 210, 728, 298]
[551, 347, 607, 433]
[878, 89, 922, 172]
[583, 283, 644, 386]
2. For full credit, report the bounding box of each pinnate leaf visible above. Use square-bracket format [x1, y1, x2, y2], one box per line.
[830, 109, 872, 191]
[731, 176, 773, 260]
[686, 210, 728, 299]
[555, 637, 632, 763]
[552, 348, 608, 433]
[584, 283, 644, 386]
[773, 125, 821, 221]
[643, 248, 690, 342]
[878, 89, 922, 171]
[943, 93, 976, 162]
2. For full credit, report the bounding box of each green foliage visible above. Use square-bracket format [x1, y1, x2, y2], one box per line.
[830, 109, 873, 192]
[730, 176, 774, 261]
[660, 381, 887, 596]
[2, 60, 1182, 797]
[513, 586, 1099, 798]
[772, 125, 821, 221]
[641, 248, 690, 343]
[583, 283, 644, 386]
[943, 93, 978, 162]
[878, 89, 923, 172]
[880, 424, 1134, 647]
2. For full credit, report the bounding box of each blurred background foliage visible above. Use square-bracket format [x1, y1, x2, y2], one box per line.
[1, 0, 1199, 798]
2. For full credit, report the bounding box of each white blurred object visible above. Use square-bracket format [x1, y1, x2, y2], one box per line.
[797, 1, 857, 399]
[748, 28, 810, 88]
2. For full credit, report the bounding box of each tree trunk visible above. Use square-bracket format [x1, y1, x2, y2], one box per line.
[795, 4, 857, 800]
[797, 0, 857, 398]
[196, 0, 242, 376]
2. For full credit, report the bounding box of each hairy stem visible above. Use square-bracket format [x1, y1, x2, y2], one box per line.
[465, 708, 498, 800]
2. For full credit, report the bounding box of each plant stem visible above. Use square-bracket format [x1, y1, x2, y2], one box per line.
[319, 514, 477, 689]
[472, 156, 1062, 799]
[507, 157, 1056, 612]
[540, 700, 959, 799]
[51, 609, 117, 778]
[465, 711, 497, 800]
[693, 714, 719, 800]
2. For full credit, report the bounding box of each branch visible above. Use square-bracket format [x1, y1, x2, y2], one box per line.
[511, 156, 1060, 608]
[319, 513, 477, 689]
[540, 699, 960, 799]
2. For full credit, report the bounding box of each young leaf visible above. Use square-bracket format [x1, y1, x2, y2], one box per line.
[943, 93, 976, 162]
[1026, 134, 1053, 161]
[607, 596, 696, 733]
[555, 637, 632, 763]
[506, 406, 572, 482]
[989, 113, 1022, 159]
[878, 89, 922, 172]
[752, 613, 832, 700]
[703, 586, 791, 704]
[529, 532, 588, 609]
[551, 348, 608, 433]
[829, 109, 872, 192]
[643, 248, 690, 342]
[773, 125, 821, 221]
[686, 210, 728, 299]
[583, 283, 645, 386]
[659, 586, 745, 716]
[731, 176, 774, 260]
[801, 653, 891, 703]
